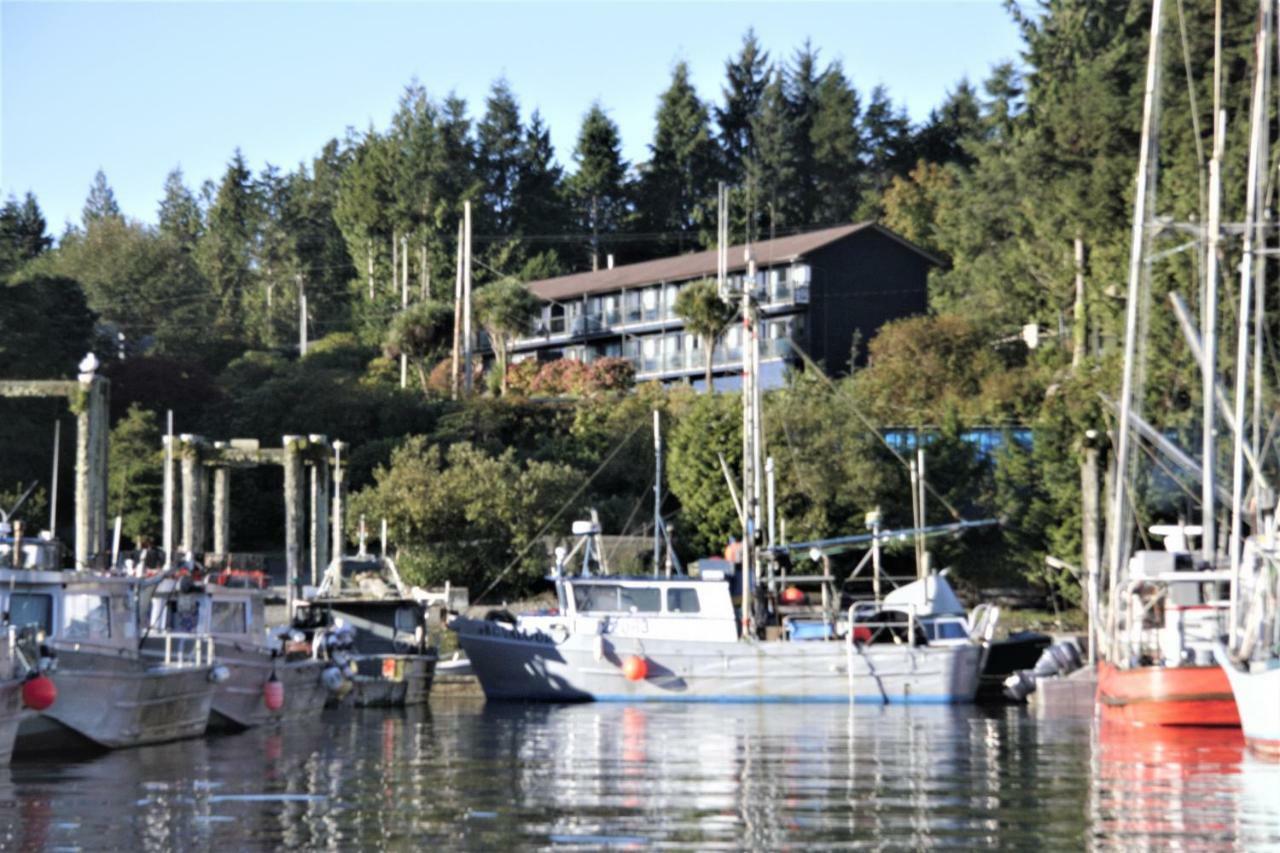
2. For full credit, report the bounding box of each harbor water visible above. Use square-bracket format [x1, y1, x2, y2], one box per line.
[1, 700, 1277, 850]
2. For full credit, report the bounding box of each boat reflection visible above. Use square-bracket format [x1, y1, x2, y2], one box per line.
[1092, 713, 1280, 848]
[0, 702, 1273, 848]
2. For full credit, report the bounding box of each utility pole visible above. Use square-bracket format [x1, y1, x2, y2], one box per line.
[400, 236, 410, 390]
[420, 242, 429, 300]
[463, 200, 474, 395]
[451, 220, 463, 401]
[1072, 237, 1087, 369]
[367, 242, 374, 301]
[297, 273, 308, 357]
[653, 410, 662, 577]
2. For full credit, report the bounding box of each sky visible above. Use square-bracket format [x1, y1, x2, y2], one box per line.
[0, 1, 1024, 233]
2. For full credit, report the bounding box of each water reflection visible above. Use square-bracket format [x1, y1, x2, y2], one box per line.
[0, 702, 1274, 848]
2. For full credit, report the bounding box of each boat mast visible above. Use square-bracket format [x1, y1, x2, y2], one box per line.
[1230, 0, 1273, 645]
[653, 409, 663, 577]
[1202, 0, 1224, 564]
[1107, 0, 1164, 664]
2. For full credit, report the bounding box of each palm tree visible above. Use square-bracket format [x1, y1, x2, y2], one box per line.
[384, 300, 454, 393]
[474, 278, 539, 395]
[674, 278, 738, 391]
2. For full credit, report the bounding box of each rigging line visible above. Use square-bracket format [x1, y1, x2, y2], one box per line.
[1174, 0, 1206, 217]
[782, 335, 965, 522]
[1136, 434, 1201, 506]
[473, 417, 648, 605]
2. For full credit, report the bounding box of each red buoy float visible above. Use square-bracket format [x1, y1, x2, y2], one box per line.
[263, 673, 285, 711]
[781, 586, 806, 605]
[622, 656, 648, 682]
[21, 675, 56, 711]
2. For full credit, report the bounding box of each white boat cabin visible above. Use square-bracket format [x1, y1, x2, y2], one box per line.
[147, 582, 268, 646]
[0, 569, 138, 653]
[525, 576, 739, 643]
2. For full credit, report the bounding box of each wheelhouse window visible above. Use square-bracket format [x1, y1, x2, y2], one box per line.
[7, 593, 53, 633]
[62, 594, 111, 639]
[211, 600, 248, 634]
[666, 588, 701, 614]
[573, 584, 661, 613]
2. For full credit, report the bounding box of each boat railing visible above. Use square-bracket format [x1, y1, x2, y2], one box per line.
[159, 632, 216, 668]
[841, 602, 922, 647]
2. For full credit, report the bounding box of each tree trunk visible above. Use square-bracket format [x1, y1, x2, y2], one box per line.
[704, 337, 714, 392]
[415, 360, 429, 395]
[497, 338, 508, 396]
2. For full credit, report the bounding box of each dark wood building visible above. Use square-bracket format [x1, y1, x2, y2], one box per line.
[513, 223, 939, 388]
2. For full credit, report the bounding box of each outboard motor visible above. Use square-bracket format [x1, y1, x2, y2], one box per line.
[1003, 638, 1084, 701]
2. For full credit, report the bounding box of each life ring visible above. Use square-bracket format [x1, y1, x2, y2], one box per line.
[548, 623, 570, 645]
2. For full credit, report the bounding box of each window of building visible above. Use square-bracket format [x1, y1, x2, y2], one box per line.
[663, 283, 680, 319]
[603, 294, 621, 325]
[641, 287, 659, 321]
[624, 291, 642, 323]
[549, 303, 566, 334]
[211, 600, 248, 634]
[666, 588, 701, 614]
[7, 593, 53, 633]
[63, 594, 111, 639]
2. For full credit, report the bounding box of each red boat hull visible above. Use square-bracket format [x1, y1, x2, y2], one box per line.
[1097, 662, 1240, 727]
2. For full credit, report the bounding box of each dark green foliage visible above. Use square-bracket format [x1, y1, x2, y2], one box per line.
[108, 405, 162, 543]
[0, 193, 53, 280]
[0, 275, 96, 379]
[157, 168, 203, 251]
[716, 29, 770, 184]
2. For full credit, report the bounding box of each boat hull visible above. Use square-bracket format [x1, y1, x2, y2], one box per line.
[0, 680, 23, 763]
[16, 650, 214, 751]
[455, 619, 983, 703]
[1214, 648, 1280, 758]
[338, 655, 436, 707]
[1096, 661, 1240, 727]
[209, 646, 330, 730]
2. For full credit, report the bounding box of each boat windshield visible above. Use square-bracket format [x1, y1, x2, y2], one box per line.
[7, 592, 53, 633]
[62, 594, 111, 639]
[211, 600, 247, 634]
[573, 584, 661, 614]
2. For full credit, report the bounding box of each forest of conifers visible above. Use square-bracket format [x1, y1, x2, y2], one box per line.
[0, 2, 1270, 600]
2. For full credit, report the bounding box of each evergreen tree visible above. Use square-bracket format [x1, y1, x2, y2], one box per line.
[745, 69, 798, 240]
[0, 192, 53, 280]
[157, 168, 203, 251]
[913, 79, 983, 167]
[785, 41, 823, 224]
[196, 150, 258, 343]
[811, 61, 864, 223]
[475, 79, 524, 236]
[635, 62, 717, 257]
[512, 110, 568, 262]
[716, 29, 770, 184]
[82, 168, 122, 227]
[858, 85, 913, 215]
[568, 103, 630, 271]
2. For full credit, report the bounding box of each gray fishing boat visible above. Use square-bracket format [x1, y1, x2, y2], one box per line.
[143, 573, 344, 729]
[295, 551, 437, 707]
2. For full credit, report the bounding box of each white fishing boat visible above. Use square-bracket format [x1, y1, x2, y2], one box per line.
[453, 521, 985, 703]
[142, 572, 344, 729]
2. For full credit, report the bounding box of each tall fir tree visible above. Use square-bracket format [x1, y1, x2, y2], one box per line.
[635, 61, 717, 257]
[811, 61, 864, 223]
[716, 29, 770, 185]
[196, 149, 258, 344]
[568, 103, 630, 271]
[511, 109, 568, 276]
[745, 69, 798, 241]
[157, 168, 203, 251]
[785, 41, 823, 225]
[82, 168, 122, 227]
[857, 85, 914, 217]
[475, 79, 525, 237]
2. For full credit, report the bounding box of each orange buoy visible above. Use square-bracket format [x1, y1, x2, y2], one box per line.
[21, 675, 56, 711]
[263, 673, 285, 711]
[622, 655, 648, 682]
[781, 586, 806, 605]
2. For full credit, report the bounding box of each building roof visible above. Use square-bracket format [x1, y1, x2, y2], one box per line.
[526, 222, 939, 301]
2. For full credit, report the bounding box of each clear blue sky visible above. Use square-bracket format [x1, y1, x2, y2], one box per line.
[1, 1, 1023, 234]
